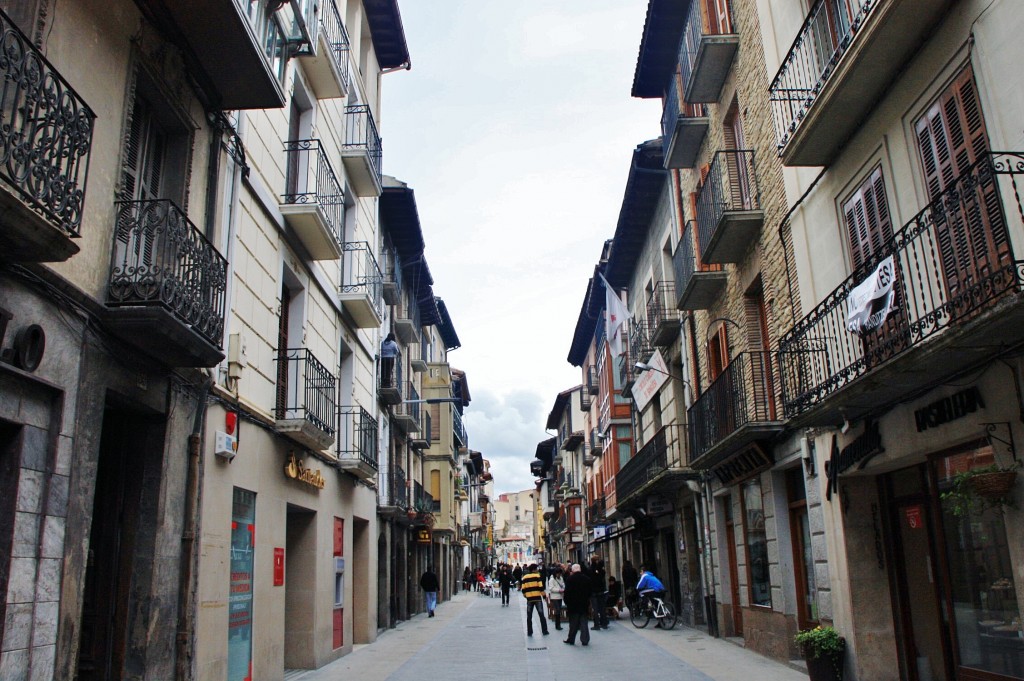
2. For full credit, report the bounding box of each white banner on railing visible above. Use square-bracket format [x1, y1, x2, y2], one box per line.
[846, 256, 896, 336]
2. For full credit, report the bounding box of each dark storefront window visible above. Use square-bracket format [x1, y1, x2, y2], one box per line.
[936, 446, 1023, 678]
[742, 478, 772, 607]
[229, 488, 256, 681]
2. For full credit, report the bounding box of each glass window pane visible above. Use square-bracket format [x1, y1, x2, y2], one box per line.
[743, 478, 772, 607]
[937, 447, 1023, 677]
[229, 488, 256, 681]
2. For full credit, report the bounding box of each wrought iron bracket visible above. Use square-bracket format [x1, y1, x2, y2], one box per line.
[981, 421, 1018, 463]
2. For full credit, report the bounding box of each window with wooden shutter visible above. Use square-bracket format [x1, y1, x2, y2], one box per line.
[744, 279, 776, 421]
[915, 64, 1010, 310]
[842, 167, 909, 360]
[430, 403, 441, 442]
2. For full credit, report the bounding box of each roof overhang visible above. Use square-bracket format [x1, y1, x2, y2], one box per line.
[605, 140, 667, 287]
[364, 0, 411, 70]
[632, 0, 690, 98]
[436, 298, 461, 350]
[545, 387, 578, 430]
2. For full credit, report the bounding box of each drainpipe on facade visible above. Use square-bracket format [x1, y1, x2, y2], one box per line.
[176, 372, 214, 681]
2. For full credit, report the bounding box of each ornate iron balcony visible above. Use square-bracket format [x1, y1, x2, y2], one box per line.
[453, 406, 467, 447]
[0, 6, 94, 238]
[660, 79, 708, 169]
[317, 0, 350, 91]
[769, 0, 875, 153]
[340, 240, 383, 326]
[647, 281, 680, 346]
[108, 199, 227, 347]
[673, 222, 726, 310]
[778, 152, 1024, 420]
[696, 149, 762, 264]
[274, 347, 337, 439]
[616, 424, 690, 505]
[678, 0, 738, 103]
[336, 405, 378, 469]
[390, 466, 409, 510]
[688, 351, 778, 465]
[282, 138, 344, 245]
[342, 104, 382, 195]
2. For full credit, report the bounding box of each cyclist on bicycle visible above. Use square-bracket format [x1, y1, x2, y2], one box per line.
[635, 565, 666, 615]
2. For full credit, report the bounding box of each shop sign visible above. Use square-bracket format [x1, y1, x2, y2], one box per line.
[646, 496, 672, 516]
[273, 547, 284, 586]
[284, 452, 325, 489]
[592, 525, 609, 541]
[0, 306, 46, 372]
[914, 386, 984, 432]
[632, 349, 670, 410]
[904, 505, 923, 530]
[416, 528, 431, 544]
[825, 420, 884, 501]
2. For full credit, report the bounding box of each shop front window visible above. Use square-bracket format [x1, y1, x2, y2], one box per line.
[936, 446, 1023, 678]
[229, 488, 256, 681]
[742, 478, 772, 607]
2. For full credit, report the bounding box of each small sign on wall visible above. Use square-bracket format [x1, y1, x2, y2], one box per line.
[273, 547, 285, 586]
[905, 505, 923, 530]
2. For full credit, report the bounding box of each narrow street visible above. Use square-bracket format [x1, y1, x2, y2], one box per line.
[297, 591, 809, 681]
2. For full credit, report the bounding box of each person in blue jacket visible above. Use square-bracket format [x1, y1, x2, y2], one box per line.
[635, 565, 666, 616]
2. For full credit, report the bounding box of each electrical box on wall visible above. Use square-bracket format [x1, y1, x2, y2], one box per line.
[227, 333, 247, 379]
[215, 431, 237, 460]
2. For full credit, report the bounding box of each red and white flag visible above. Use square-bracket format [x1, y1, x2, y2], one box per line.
[599, 272, 630, 357]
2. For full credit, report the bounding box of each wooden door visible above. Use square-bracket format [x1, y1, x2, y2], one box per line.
[915, 65, 1010, 313]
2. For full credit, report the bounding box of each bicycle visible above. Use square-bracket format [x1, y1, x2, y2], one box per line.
[629, 592, 677, 630]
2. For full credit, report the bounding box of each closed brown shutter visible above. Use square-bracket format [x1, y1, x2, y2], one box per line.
[744, 280, 775, 420]
[276, 284, 290, 419]
[842, 166, 892, 272]
[915, 64, 1009, 304]
[430, 403, 441, 441]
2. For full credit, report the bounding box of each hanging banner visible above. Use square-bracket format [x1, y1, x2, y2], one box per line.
[632, 348, 670, 411]
[846, 256, 896, 335]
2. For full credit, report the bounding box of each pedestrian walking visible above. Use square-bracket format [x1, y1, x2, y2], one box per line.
[498, 565, 513, 606]
[586, 554, 609, 630]
[562, 563, 592, 646]
[520, 563, 549, 637]
[546, 566, 565, 631]
[462, 566, 471, 592]
[512, 563, 523, 590]
[419, 566, 439, 618]
[622, 558, 639, 611]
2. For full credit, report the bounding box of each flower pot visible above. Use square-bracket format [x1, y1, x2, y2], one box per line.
[805, 650, 844, 681]
[969, 470, 1017, 499]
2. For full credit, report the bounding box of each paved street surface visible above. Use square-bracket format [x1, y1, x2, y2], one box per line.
[296, 591, 809, 681]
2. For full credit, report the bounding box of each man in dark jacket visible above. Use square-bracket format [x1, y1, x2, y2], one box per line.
[419, 566, 440, 618]
[562, 563, 593, 646]
[498, 565, 513, 606]
[586, 554, 609, 629]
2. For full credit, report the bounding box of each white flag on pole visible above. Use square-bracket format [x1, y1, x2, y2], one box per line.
[599, 272, 630, 357]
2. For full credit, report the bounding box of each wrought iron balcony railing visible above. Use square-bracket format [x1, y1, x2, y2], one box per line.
[342, 104, 382, 188]
[341, 240, 383, 319]
[588, 497, 605, 523]
[616, 424, 690, 504]
[778, 152, 1024, 418]
[379, 347, 403, 404]
[688, 351, 776, 464]
[580, 385, 593, 412]
[453, 406, 467, 447]
[696, 149, 762, 263]
[0, 7, 94, 238]
[678, 0, 738, 103]
[380, 245, 403, 304]
[660, 77, 708, 169]
[336, 405, 378, 469]
[769, 0, 875, 152]
[316, 0, 350, 91]
[386, 465, 408, 510]
[413, 479, 436, 514]
[586, 365, 599, 395]
[108, 199, 227, 347]
[621, 319, 652, 392]
[274, 347, 337, 437]
[673, 221, 726, 310]
[282, 138, 344, 242]
[647, 281, 680, 346]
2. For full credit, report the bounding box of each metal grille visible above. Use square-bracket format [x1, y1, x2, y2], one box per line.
[336, 405, 378, 468]
[282, 138, 344, 243]
[343, 104, 382, 184]
[696, 149, 761, 258]
[273, 347, 337, 435]
[108, 199, 227, 346]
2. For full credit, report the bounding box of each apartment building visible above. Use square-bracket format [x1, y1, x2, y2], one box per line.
[759, 1, 1024, 679]
[494, 490, 537, 566]
[191, 1, 417, 678]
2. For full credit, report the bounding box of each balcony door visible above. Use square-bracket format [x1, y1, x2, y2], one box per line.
[842, 166, 909, 362]
[915, 64, 1011, 313]
[724, 101, 754, 211]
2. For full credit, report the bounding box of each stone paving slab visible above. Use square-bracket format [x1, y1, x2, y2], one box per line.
[294, 590, 809, 681]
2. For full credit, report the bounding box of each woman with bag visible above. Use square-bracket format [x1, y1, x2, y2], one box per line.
[546, 565, 566, 631]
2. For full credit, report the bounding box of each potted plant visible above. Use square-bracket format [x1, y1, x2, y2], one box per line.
[795, 625, 845, 681]
[941, 461, 1020, 517]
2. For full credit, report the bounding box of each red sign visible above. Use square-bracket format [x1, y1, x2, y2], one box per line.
[905, 505, 923, 530]
[273, 547, 285, 586]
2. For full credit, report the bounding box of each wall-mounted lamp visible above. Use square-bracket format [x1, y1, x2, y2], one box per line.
[705, 317, 743, 343]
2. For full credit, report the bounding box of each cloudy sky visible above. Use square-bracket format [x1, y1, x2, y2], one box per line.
[381, 2, 661, 495]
